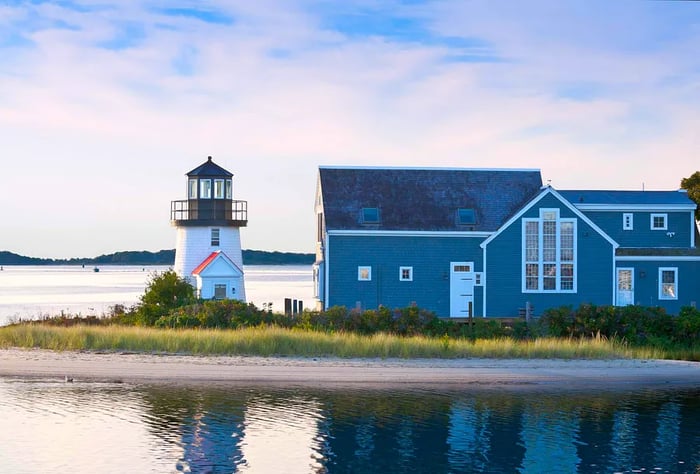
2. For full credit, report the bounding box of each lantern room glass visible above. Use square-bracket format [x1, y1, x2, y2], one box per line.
[200, 179, 212, 199]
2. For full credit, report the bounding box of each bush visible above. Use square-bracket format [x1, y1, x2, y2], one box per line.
[136, 270, 196, 326]
[675, 306, 700, 343]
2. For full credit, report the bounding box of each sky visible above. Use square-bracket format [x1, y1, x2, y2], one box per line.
[1, 0, 698, 259]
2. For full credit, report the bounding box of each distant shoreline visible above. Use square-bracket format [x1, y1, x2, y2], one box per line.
[0, 249, 314, 266]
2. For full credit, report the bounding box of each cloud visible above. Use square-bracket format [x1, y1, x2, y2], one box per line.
[0, 0, 698, 257]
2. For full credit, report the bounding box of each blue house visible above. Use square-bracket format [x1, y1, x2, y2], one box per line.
[313, 166, 700, 317]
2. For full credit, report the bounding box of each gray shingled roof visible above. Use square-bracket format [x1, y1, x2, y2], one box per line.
[187, 156, 233, 177]
[559, 190, 695, 207]
[319, 167, 543, 232]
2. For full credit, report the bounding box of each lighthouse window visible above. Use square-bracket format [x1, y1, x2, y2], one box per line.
[225, 179, 232, 199]
[200, 179, 212, 199]
[211, 228, 220, 246]
[188, 179, 197, 199]
[214, 179, 225, 199]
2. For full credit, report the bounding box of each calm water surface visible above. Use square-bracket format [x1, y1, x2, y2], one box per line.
[0, 265, 313, 325]
[0, 380, 699, 473]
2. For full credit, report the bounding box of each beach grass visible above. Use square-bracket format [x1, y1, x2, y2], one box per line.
[0, 324, 684, 359]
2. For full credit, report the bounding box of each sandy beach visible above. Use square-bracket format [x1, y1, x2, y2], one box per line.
[1, 348, 700, 389]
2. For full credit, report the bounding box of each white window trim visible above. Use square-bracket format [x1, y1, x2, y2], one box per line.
[650, 213, 667, 230]
[211, 228, 220, 246]
[658, 267, 678, 300]
[188, 179, 198, 199]
[522, 208, 578, 293]
[623, 213, 633, 230]
[399, 266, 413, 281]
[358, 266, 372, 281]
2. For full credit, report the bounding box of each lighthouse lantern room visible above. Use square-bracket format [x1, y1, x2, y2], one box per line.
[171, 156, 247, 301]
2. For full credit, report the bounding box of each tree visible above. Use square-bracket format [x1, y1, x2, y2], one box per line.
[681, 171, 700, 221]
[137, 270, 196, 325]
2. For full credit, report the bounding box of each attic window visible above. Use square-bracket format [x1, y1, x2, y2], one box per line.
[457, 208, 476, 225]
[361, 207, 380, 224]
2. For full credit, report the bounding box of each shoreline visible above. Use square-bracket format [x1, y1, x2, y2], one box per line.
[2, 348, 700, 389]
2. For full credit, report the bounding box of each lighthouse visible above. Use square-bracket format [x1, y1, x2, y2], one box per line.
[171, 156, 247, 301]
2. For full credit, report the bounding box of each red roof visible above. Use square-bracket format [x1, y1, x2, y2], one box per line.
[191, 251, 221, 275]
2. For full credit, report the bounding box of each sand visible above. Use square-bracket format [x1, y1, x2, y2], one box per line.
[1, 348, 700, 389]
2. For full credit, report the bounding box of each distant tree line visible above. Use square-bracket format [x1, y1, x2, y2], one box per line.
[0, 249, 314, 266]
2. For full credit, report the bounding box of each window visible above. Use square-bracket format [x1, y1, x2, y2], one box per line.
[225, 179, 232, 199]
[399, 266, 413, 281]
[651, 213, 667, 230]
[623, 213, 633, 230]
[453, 264, 472, 272]
[317, 213, 324, 242]
[358, 266, 372, 281]
[361, 207, 380, 224]
[659, 268, 678, 300]
[188, 179, 198, 199]
[214, 284, 227, 299]
[214, 179, 225, 199]
[457, 208, 476, 225]
[523, 209, 576, 292]
[475, 273, 483, 286]
[211, 228, 220, 246]
[200, 179, 212, 199]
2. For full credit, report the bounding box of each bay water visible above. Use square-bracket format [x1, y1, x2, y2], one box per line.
[0, 265, 313, 326]
[0, 380, 699, 473]
[2, 266, 700, 472]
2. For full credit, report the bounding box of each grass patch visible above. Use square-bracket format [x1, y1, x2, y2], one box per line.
[0, 324, 683, 359]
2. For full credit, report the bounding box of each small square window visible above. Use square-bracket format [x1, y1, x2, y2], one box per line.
[361, 208, 380, 224]
[651, 213, 667, 230]
[358, 266, 372, 281]
[399, 266, 413, 281]
[214, 284, 227, 299]
[211, 228, 220, 246]
[623, 213, 633, 230]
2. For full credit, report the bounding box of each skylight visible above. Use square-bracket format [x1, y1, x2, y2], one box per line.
[457, 208, 476, 225]
[361, 207, 380, 224]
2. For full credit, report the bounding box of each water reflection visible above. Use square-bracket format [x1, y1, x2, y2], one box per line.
[2, 379, 700, 473]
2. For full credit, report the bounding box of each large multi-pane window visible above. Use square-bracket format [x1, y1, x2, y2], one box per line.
[523, 209, 577, 292]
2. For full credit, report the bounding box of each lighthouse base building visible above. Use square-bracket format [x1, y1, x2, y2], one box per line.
[171, 157, 248, 301]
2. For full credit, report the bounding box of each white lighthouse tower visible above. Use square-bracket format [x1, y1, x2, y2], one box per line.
[171, 156, 247, 301]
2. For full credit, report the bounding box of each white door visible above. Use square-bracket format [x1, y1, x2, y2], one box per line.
[616, 268, 634, 306]
[450, 262, 475, 318]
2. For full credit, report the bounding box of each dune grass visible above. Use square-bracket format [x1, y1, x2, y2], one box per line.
[0, 324, 683, 360]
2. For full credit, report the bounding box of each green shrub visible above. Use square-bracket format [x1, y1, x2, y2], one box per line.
[136, 270, 195, 326]
[675, 306, 700, 343]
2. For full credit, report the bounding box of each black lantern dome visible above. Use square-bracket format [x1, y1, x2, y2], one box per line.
[171, 156, 247, 227]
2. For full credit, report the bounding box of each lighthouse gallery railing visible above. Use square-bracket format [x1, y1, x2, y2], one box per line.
[170, 200, 247, 225]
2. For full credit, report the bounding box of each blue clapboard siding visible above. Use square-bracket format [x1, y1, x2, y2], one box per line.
[485, 193, 615, 317]
[327, 234, 485, 316]
[582, 211, 693, 248]
[614, 260, 700, 314]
